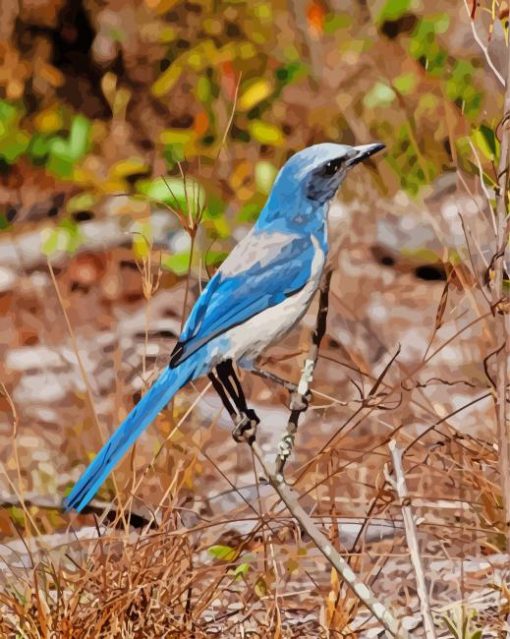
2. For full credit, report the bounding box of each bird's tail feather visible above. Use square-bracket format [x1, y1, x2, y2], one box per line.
[64, 359, 196, 512]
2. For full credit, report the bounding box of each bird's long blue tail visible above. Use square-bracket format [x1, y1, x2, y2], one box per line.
[64, 358, 197, 512]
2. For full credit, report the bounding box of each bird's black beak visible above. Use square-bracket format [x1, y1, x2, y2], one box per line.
[347, 142, 385, 167]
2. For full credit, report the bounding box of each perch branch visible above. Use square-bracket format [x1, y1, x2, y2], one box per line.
[276, 268, 333, 473]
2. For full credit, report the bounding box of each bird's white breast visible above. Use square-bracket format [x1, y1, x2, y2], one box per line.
[223, 235, 325, 364]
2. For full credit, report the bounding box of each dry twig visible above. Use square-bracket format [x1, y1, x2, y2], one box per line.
[249, 438, 410, 638]
[386, 439, 437, 639]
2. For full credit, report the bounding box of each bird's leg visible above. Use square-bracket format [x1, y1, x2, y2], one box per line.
[276, 269, 332, 474]
[208, 371, 237, 421]
[216, 360, 260, 444]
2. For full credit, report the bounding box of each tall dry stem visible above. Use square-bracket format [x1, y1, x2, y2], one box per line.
[492, 33, 510, 552]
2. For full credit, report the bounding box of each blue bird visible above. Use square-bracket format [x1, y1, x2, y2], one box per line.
[64, 141, 384, 512]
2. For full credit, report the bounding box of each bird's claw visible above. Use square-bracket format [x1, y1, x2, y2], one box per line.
[277, 433, 294, 460]
[275, 433, 296, 473]
[232, 409, 260, 444]
[289, 390, 311, 412]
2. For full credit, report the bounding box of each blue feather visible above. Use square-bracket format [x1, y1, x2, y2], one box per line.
[64, 358, 196, 512]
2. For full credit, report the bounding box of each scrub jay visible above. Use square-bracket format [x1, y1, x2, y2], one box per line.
[64, 141, 384, 511]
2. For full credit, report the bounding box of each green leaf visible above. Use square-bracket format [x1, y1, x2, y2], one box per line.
[0, 100, 18, 123]
[68, 115, 91, 159]
[161, 251, 191, 276]
[0, 102, 30, 163]
[136, 176, 205, 212]
[248, 120, 283, 146]
[132, 235, 151, 260]
[393, 72, 417, 95]
[41, 219, 83, 256]
[28, 134, 53, 162]
[207, 544, 237, 562]
[0, 129, 29, 163]
[409, 15, 450, 75]
[41, 228, 59, 256]
[195, 76, 212, 103]
[0, 214, 10, 231]
[46, 115, 91, 177]
[159, 129, 194, 146]
[202, 196, 225, 220]
[275, 61, 306, 85]
[324, 13, 352, 33]
[377, 0, 412, 24]
[237, 201, 261, 222]
[473, 124, 498, 161]
[232, 562, 250, 578]
[66, 192, 97, 214]
[61, 218, 83, 253]
[152, 41, 217, 97]
[205, 250, 228, 267]
[205, 216, 230, 239]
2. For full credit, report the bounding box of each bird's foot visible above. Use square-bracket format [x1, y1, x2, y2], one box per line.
[232, 409, 260, 445]
[276, 433, 295, 470]
[289, 390, 312, 413]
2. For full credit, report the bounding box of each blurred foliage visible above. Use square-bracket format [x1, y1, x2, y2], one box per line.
[0, 0, 507, 271]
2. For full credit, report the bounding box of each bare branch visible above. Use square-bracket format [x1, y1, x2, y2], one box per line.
[386, 440, 437, 639]
[248, 437, 410, 638]
[276, 268, 333, 473]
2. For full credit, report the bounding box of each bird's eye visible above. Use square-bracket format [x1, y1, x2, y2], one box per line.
[322, 159, 342, 177]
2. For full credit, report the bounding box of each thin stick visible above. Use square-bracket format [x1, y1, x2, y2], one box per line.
[216, 72, 242, 162]
[47, 260, 105, 442]
[463, 0, 505, 87]
[386, 440, 437, 639]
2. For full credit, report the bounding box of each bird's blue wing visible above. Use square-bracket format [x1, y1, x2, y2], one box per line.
[170, 231, 317, 367]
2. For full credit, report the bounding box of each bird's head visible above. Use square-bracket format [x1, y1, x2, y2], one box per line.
[257, 142, 385, 231]
[279, 142, 385, 205]
[288, 142, 384, 204]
